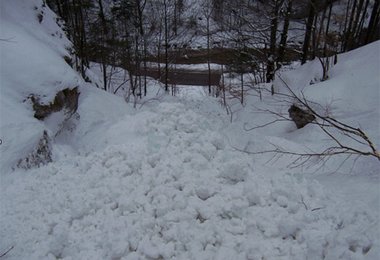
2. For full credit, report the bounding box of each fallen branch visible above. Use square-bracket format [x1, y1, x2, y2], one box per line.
[0, 246, 14, 258]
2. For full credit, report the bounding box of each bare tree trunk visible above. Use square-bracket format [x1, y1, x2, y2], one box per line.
[311, 10, 319, 60]
[98, 0, 108, 91]
[134, 35, 141, 97]
[343, 0, 357, 51]
[266, 0, 280, 82]
[341, 0, 352, 52]
[55, 0, 63, 18]
[323, 2, 333, 56]
[365, 1, 380, 44]
[143, 37, 147, 96]
[101, 63, 107, 91]
[365, 0, 380, 44]
[344, 0, 366, 50]
[73, 0, 89, 79]
[301, 0, 316, 64]
[207, 13, 211, 95]
[355, 0, 370, 42]
[316, 1, 328, 57]
[164, 0, 169, 92]
[157, 21, 162, 80]
[136, 0, 146, 36]
[173, 0, 178, 36]
[277, 0, 292, 67]
[240, 72, 244, 104]
[350, 0, 365, 48]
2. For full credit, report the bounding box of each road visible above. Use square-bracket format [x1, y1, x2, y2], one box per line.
[140, 69, 222, 86]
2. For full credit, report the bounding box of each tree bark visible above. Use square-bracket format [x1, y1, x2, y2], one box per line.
[301, 0, 316, 64]
[365, 0, 380, 44]
[207, 13, 211, 95]
[323, 1, 333, 56]
[164, 0, 169, 92]
[355, 0, 370, 42]
[343, 0, 357, 51]
[348, 0, 365, 49]
[277, 0, 292, 66]
[98, 0, 108, 91]
[266, 0, 280, 82]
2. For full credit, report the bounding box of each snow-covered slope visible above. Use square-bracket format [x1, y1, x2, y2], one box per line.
[224, 41, 380, 258]
[1, 1, 379, 260]
[3, 96, 376, 260]
[279, 41, 380, 175]
[227, 41, 380, 176]
[0, 0, 84, 172]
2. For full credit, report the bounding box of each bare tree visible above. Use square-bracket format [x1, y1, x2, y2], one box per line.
[277, 0, 293, 68]
[365, 0, 380, 44]
[266, 0, 283, 82]
[97, 0, 109, 91]
[163, 0, 170, 92]
[301, 0, 316, 64]
[201, 0, 214, 95]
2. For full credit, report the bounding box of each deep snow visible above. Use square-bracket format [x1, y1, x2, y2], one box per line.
[1, 1, 379, 259]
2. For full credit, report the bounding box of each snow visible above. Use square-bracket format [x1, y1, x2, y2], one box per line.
[1, 1, 379, 259]
[4, 98, 374, 259]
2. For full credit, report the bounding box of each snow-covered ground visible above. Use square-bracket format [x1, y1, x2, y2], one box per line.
[1, 1, 379, 259]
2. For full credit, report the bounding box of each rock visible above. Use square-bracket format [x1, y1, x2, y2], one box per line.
[31, 87, 79, 120]
[17, 130, 52, 169]
[288, 104, 315, 129]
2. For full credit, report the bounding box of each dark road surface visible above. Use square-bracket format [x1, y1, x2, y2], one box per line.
[141, 69, 222, 86]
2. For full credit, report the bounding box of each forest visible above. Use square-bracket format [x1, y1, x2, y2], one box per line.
[45, 0, 380, 97]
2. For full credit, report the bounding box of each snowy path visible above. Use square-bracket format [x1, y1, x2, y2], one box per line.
[1, 97, 379, 260]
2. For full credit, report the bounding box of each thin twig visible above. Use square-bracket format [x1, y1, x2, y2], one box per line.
[0, 246, 14, 258]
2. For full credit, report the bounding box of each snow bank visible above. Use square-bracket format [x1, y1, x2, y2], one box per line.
[228, 41, 380, 175]
[0, 0, 84, 172]
[274, 42, 380, 175]
[221, 42, 380, 259]
[275, 42, 380, 136]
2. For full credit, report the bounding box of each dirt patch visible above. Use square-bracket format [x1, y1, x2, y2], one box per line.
[146, 47, 300, 66]
[147, 48, 265, 65]
[141, 69, 221, 86]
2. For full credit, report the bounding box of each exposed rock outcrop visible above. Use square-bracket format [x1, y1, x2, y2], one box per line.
[288, 104, 316, 129]
[17, 130, 52, 169]
[31, 87, 79, 120]
[17, 87, 80, 169]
